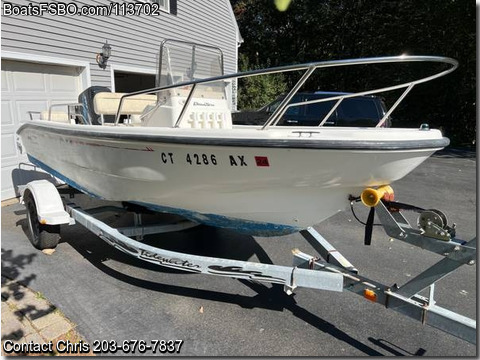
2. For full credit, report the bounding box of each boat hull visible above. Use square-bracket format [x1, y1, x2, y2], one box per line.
[18, 122, 446, 236]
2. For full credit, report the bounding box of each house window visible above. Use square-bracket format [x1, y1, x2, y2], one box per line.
[152, 0, 169, 13]
[135, 0, 177, 15]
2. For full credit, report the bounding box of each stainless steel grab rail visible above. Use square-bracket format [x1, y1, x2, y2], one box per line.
[114, 55, 458, 128]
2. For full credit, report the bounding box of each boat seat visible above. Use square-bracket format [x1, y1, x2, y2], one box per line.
[40, 111, 73, 124]
[93, 93, 157, 116]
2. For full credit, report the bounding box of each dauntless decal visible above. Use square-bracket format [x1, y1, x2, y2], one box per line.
[193, 101, 215, 107]
[207, 265, 285, 284]
[139, 250, 202, 273]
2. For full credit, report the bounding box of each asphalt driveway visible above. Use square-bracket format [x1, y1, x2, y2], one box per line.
[1, 149, 476, 356]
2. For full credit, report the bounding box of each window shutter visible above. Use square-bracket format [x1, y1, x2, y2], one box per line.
[169, 0, 177, 15]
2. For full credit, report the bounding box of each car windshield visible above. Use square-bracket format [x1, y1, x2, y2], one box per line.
[338, 98, 380, 121]
[304, 100, 336, 120]
[257, 93, 385, 127]
[266, 95, 303, 114]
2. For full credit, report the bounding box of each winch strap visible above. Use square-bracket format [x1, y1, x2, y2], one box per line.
[382, 200, 425, 213]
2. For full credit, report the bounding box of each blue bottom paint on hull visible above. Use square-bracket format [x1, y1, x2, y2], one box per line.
[27, 155, 300, 236]
[132, 201, 300, 236]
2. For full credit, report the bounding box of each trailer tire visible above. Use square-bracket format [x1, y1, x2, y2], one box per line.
[24, 193, 60, 250]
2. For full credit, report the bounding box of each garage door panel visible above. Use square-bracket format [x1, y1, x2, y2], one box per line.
[1, 59, 83, 200]
[16, 100, 49, 123]
[1, 71, 9, 91]
[2, 165, 17, 199]
[1, 133, 18, 159]
[2, 100, 14, 125]
[1, 125, 16, 137]
[12, 72, 46, 92]
[50, 72, 80, 92]
[2, 153, 28, 168]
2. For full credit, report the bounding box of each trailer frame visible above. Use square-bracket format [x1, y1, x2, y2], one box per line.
[20, 180, 476, 344]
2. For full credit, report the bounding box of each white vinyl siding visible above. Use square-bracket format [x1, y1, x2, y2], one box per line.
[1, 0, 238, 88]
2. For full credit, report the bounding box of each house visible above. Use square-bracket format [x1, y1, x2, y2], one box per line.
[1, 0, 242, 200]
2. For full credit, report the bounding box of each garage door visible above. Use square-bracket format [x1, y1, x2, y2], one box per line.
[1, 60, 82, 200]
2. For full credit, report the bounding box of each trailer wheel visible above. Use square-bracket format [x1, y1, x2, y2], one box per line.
[24, 193, 60, 250]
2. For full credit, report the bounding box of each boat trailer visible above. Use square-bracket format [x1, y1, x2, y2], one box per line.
[21, 180, 476, 344]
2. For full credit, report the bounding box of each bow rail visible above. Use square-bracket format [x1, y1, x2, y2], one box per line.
[114, 55, 458, 128]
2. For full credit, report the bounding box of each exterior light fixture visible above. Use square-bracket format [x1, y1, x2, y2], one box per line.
[96, 40, 111, 69]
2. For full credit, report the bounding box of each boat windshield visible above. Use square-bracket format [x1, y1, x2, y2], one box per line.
[157, 40, 224, 88]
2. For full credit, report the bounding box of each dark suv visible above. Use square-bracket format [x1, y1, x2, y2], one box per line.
[233, 91, 391, 127]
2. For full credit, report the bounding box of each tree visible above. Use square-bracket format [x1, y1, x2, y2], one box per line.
[237, 53, 287, 110]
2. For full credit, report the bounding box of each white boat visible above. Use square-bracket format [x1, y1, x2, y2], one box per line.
[16, 41, 457, 236]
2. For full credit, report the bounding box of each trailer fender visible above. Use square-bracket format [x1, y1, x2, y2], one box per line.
[22, 180, 71, 225]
